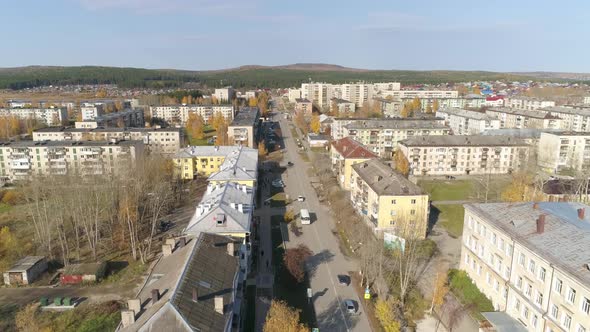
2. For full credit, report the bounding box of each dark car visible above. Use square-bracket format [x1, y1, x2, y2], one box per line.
[159, 220, 172, 233]
[337, 274, 351, 286]
[287, 161, 294, 167]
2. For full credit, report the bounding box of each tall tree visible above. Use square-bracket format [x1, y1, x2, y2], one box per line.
[432, 99, 440, 112]
[264, 300, 308, 332]
[284, 244, 312, 283]
[309, 114, 321, 134]
[375, 298, 401, 332]
[393, 148, 410, 177]
[186, 113, 205, 140]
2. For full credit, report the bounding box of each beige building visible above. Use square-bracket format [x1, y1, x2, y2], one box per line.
[287, 88, 301, 103]
[485, 108, 563, 130]
[213, 87, 236, 102]
[149, 104, 234, 125]
[436, 108, 501, 135]
[399, 135, 529, 176]
[227, 107, 260, 148]
[461, 202, 590, 332]
[33, 127, 182, 155]
[343, 119, 451, 157]
[537, 132, 590, 173]
[0, 140, 143, 182]
[539, 107, 590, 132]
[294, 98, 313, 117]
[350, 159, 429, 238]
[504, 96, 556, 110]
[373, 98, 403, 118]
[331, 98, 356, 115]
[378, 90, 459, 99]
[330, 137, 377, 190]
[0, 107, 67, 126]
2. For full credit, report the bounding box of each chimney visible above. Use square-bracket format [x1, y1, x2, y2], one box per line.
[127, 299, 141, 315]
[178, 237, 186, 248]
[151, 289, 160, 304]
[192, 288, 198, 302]
[533, 202, 539, 210]
[162, 244, 173, 256]
[214, 296, 224, 314]
[238, 203, 244, 213]
[242, 185, 248, 194]
[227, 242, 235, 256]
[537, 214, 546, 234]
[121, 310, 136, 328]
[578, 208, 585, 220]
[230, 202, 236, 210]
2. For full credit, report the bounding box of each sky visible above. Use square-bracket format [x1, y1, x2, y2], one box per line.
[1, 0, 589, 72]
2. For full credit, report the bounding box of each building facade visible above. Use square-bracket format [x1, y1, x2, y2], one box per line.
[436, 108, 501, 135]
[294, 98, 313, 117]
[0, 107, 67, 126]
[399, 135, 529, 176]
[213, 87, 236, 103]
[461, 202, 590, 332]
[330, 137, 377, 190]
[150, 104, 234, 125]
[331, 98, 356, 115]
[75, 108, 144, 129]
[373, 98, 403, 118]
[227, 107, 260, 148]
[537, 132, 590, 173]
[504, 97, 556, 110]
[350, 159, 429, 238]
[486, 108, 563, 130]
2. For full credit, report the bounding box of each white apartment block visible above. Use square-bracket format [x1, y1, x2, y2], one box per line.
[538, 107, 590, 132]
[378, 90, 459, 100]
[33, 127, 182, 155]
[436, 108, 501, 135]
[75, 108, 144, 129]
[301, 82, 401, 108]
[584, 97, 590, 105]
[486, 108, 563, 130]
[301, 82, 334, 108]
[399, 135, 529, 176]
[0, 140, 144, 182]
[213, 87, 236, 102]
[81, 104, 104, 121]
[505, 96, 556, 110]
[6, 100, 32, 108]
[537, 132, 590, 173]
[0, 108, 67, 126]
[150, 104, 234, 125]
[339, 83, 374, 107]
[330, 117, 446, 140]
[461, 202, 590, 332]
[343, 119, 451, 157]
[399, 95, 486, 111]
[287, 88, 301, 103]
[371, 82, 401, 92]
[331, 98, 356, 115]
[374, 98, 403, 118]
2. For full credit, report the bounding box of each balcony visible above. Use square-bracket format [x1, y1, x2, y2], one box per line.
[10, 159, 31, 170]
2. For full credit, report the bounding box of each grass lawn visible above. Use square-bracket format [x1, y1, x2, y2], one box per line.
[418, 180, 473, 201]
[448, 269, 494, 320]
[188, 125, 216, 146]
[270, 215, 317, 328]
[270, 192, 287, 207]
[0, 203, 12, 214]
[433, 204, 465, 238]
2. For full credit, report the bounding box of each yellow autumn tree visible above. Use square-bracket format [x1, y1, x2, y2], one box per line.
[309, 114, 321, 134]
[425, 104, 433, 114]
[248, 97, 258, 107]
[501, 172, 540, 202]
[211, 95, 219, 105]
[375, 298, 401, 332]
[430, 265, 449, 314]
[186, 113, 205, 140]
[432, 99, 440, 112]
[400, 104, 411, 118]
[258, 140, 268, 156]
[411, 97, 421, 111]
[393, 148, 410, 177]
[181, 96, 189, 104]
[263, 300, 307, 332]
[473, 86, 481, 95]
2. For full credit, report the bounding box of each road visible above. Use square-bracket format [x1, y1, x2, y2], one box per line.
[271, 103, 372, 331]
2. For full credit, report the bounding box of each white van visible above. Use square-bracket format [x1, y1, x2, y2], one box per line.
[300, 209, 311, 225]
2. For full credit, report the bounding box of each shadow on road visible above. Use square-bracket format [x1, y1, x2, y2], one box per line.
[316, 299, 359, 332]
[428, 205, 441, 234]
[306, 249, 335, 278]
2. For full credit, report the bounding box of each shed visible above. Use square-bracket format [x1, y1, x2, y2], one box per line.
[3, 256, 48, 285]
[60, 262, 107, 285]
[307, 134, 330, 148]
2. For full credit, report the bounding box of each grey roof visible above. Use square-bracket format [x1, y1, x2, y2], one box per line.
[481, 312, 528, 332]
[541, 106, 590, 117]
[207, 147, 258, 182]
[437, 108, 494, 120]
[330, 98, 353, 104]
[174, 145, 238, 159]
[295, 98, 311, 103]
[307, 134, 330, 142]
[7, 256, 45, 272]
[482, 128, 551, 139]
[540, 131, 590, 137]
[465, 202, 590, 287]
[486, 107, 560, 119]
[345, 119, 449, 130]
[230, 107, 259, 126]
[34, 126, 181, 134]
[185, 182, 254, 235]
[0, 139, 142, 148]
[399, 135, 527, 147]
[351, 159, 424, 196]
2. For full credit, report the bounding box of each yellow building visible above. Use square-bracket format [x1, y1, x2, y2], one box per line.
[330, 137, 377, 190]
[350, 159, 429, 239]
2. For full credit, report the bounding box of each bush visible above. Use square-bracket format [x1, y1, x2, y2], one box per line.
[448, 269, 494, 313]
[284, 209, 295, 223]
[1, 190, 22, 205]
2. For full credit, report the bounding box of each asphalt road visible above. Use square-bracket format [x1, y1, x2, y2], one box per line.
[271, 105, 372, 332]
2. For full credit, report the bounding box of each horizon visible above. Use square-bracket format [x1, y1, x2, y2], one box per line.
[2, 0, 589, 72]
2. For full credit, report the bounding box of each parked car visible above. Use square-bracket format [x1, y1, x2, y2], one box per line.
[287, 161, 294, 167]
[337, 274, 350, 286]
[344, 300, 357, 314]
[297, 195, 305, 202]
[271, 180, 285, 188]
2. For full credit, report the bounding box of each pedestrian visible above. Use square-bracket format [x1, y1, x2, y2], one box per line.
[261, 250, 264, 257]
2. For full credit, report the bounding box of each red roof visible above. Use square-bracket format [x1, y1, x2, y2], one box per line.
[331, 137, 377, 159]
[486, 96, 504, 101]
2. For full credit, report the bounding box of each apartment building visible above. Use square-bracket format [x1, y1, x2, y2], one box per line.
[150, 104, 234, 125]
[330, 98, 356, 115]
[301, 82, 334, 108]
[213, 87, 236, 102]
[6, 100, 32, 108]
[330, 137, 377, 190]
[0, 140, 143, 182]
[350, 159, 429, 238]
[287, 88, 301, 103]
[537, 132, 590, 173]
[436, 108, 501, 135]
[537, 107, 590, 132]
[81, 104, 104, 121]
[584, 97, 590, 105]
[341, 119, 450, 157]
[294, 98, 313, 117]
[461, 202, 590, 332]
[339, 83, 374, 106]
[75, 108, 144, 129]
[398, 135, 529, 176]
[33, 127, 182, 155]
[227, 107, 260, 148]
[378, 90, 459, 99]
[399, 95, 486, 111]
[0, 107, 67, 126]
[486, 108, 563, 130]
[373, 98, 403, 118]
[330, 117, 446, 140]
[173, 145, 258, 185]
[505, 96, 556, 110]
[301, 82, 401, 108]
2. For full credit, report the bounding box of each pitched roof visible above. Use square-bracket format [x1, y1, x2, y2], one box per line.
[207, 147, 258, 183]
[399, 135, 527, 147]
[331, 137, 377, 159]
[351, 159, 423, 196]
[7, 256, 46, 272]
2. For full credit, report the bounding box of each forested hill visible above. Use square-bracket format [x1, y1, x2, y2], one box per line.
[0, 65, 548, 90]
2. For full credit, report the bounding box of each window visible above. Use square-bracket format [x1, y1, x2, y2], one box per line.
[578, 325, 587, 332]
[392, 199, 397, 204]
[563, 313, 572, 329]
[555, 279, 563, 294]
[519, 253, 525, 266]
[529, 259, 536, 274]
[477, 265, 482, 275]
[486, 272, 491, 285]
[523, 306, 529, 319]
[539, 267, 546, 281]
[507, 244, 513, 256]
[532, 315, 538, 328]
[465, 255, 469, 265]
[499, 238, 505, 251]
[536, 292, 543, 307]
[582, 297, 590, 314]
[526, 284, 533, 298]
[492, 233, 497, 245]
[411, 199, 416, 204]
[410, 209, 416, 215]
[551, 304, 559, 318]
[568, 288, 577, 304]
[517, 277, 523, 289]
[515, 299, 521, 310]
[494, 280, 500, 292]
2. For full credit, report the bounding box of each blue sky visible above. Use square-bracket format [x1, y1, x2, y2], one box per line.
[1, 0, 589, 72]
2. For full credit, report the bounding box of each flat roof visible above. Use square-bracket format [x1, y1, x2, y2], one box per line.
[295, 98, 311, 103]
[352, 159, 424, 196]
[34, 126, 181, 134]
[400, 135, 527, 147]
[481, 312, 528, 332]
[230, 107, 259, 126]
[207, 146, 258, 182]
[465, 202, 590, 287]
[487, 107, 561, 119]
[541, 106, 590, 117]
[438, 108, 495, 121]
[0, 139, 143, 148]
[345, 119, 449, 130]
